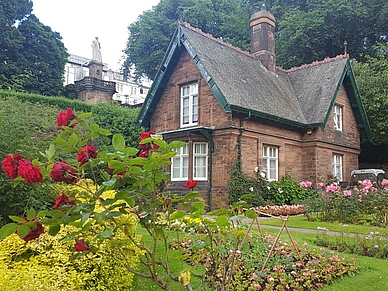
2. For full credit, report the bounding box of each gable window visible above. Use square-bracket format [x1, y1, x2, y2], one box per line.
[171, 142, 208, 181]
[181, 83, 198, 127]
[333, 105, 343, 131]
[332, 154, 343, 181]
[172, 144, 189, 180]
[262, 146, 278, 181]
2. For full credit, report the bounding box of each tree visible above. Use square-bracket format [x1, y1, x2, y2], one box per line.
[352, 43, 388, 146]
[0, 2, 68, 95]
[123, 0, 251, 81]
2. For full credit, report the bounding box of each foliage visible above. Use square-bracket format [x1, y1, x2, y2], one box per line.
[227, 160, 268, 206]
[123, 0, 252, 81]
[268, 174, 313, 205]
[172, 231, 358, 290]
[352, 43, 388, 145]
[304, 180, 388, 225]
[0, 1, 68, 95]
[315, 230, 388, 260]
[0, 217, 139, 291]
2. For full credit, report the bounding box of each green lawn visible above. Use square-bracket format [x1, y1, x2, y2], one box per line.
[131, 218, 388, 291]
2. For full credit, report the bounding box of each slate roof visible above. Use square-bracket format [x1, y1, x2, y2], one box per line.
[138, 22, 370, 140]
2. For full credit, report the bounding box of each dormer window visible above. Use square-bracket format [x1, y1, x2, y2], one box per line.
[333, 105, 343, 131]
[181, 83, 198, 127]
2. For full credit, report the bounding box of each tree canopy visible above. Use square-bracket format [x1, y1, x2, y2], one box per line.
[0, 1, 68, 95]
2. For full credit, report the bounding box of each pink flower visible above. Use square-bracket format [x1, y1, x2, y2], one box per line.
[382, 179, 388, 186]
[300, 181, 312, 188]
[325, 183, 340, 193]
[343, 190, 352, 197]
[253, 283, 262, 290]
[318, 182, 325, 187]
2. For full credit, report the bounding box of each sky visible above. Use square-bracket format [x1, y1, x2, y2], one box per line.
[32, 0, 160, 71]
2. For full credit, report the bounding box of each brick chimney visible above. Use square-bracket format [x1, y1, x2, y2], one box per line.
[250, 4, 276, 72]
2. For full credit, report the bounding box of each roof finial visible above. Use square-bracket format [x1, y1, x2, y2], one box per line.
[261, 3, 267, 11]
[178, 4, 184, 23]
[343, 40, 348, 56]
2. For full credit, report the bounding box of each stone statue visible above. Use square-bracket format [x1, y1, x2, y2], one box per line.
[91, 37, 102, 63]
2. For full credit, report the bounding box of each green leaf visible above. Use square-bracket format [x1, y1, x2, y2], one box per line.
[77, 112, 92, 120]
[0, 223, 17, 239]
[99, 128, 112, 136]
[112, 134, 125, 151]
[26, 208, 36, 220]
[168, 141, 186, 149]
[215, 215, 230, 227]
[191, 265, 206, 276]
[45, 144, 56, 160]
[170, 210, 187, 221]
[17, 224, 30, 238]
[182, 191, 200, 202]
[37, 210, 48, 218]
[52, 139, 68, 146]
[103, 178, 117, 186]
[49, 224, 61, 236]
[68, 132, 79, 146]
[9, 216, 27, 223]
[90, 123, 99, 132]
[244, 209, 257, 219]
[69, 251, 89, 261]
[98, 228, 112, 239]
[123, 147, 139, 157]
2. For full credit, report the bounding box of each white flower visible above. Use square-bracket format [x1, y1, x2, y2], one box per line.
[267, 186, 271, 190]
[260, 172, 266, 178]
[249, 187, 254, 192]
[254, 166, 259, 173]
[278, 188, 283, 193]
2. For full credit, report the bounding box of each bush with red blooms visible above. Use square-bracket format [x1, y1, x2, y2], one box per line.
[2, 153, 43, 184]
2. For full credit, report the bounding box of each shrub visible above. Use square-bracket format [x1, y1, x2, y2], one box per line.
[268, 174, 312, 205]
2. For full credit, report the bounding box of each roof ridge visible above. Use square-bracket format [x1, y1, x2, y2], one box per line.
[180, 22, 253, 58]
[285, 54, 349, 72]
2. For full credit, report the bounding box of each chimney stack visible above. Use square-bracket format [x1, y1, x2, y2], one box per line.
[250, 4, 276, 72]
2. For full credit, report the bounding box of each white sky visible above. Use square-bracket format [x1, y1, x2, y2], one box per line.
[32, 0, 160, 71]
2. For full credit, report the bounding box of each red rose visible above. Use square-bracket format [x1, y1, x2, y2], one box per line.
[183, 180, 198, 189]
[50, 161, 78, 184]
[77, 145, 98, 167]
[16, 218, 45, 242]
[17, 159, 43, 184]
[1, 153, 22, 179]
[75, 239, 89, 252]
[139, 131, 156, 142]
[138, 148, 150, 158]
[139, 131, 159, 151]
[56, 108, 76, 128]
[53, 192, 76, 210]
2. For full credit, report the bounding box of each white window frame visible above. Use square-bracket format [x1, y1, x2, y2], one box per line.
[332, 154, 343, 181]
[171, 144, 189, 181]
[333, 105, 343, 131]
[180, 83, 198, 127]
[193, 142, 208, 180]
[262, 146, 278, 181]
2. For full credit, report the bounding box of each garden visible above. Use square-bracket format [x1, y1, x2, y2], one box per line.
[0, 93, 388, 290]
